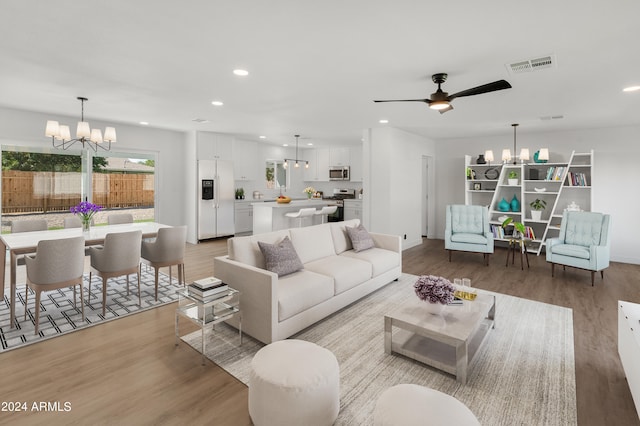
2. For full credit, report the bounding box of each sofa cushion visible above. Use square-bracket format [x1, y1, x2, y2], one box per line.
[341, 248, 400, 277]
[278, 270, 334, 321]
[228, 230, 291, 269]
[550, 243, 591, 260]
[346, 223, 375, 252]
[258, 236, 304, 277]
[451, 233, 489, 245]
[305, 255, 372, 295]
[289, 224, 336, 264]
[330, 219, 360, 254]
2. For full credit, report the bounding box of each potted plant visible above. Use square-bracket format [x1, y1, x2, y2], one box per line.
[502, 217, 526, 238]
[235, 188, 245, 200]
[508, 170, 518, 185]
[529, 198, 547, 221]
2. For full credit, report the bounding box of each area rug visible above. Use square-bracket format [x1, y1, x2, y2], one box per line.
[182, 273, 577, 425]
[0, 270, 180, 351]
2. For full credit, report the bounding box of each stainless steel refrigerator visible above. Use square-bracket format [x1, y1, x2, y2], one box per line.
[197, 160, 235, 240]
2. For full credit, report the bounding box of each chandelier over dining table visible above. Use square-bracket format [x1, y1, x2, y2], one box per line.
[45, 97, 117, 151]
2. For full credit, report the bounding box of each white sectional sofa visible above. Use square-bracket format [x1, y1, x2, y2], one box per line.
[214, 219, 402, 344]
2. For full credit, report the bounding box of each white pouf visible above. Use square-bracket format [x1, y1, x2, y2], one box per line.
[373, 384, 480, 426]
[249, 339, 340, 426]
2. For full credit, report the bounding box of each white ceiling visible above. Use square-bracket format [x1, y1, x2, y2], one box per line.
[1, 1, 640, 147]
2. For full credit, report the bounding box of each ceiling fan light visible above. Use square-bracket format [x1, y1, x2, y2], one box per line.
[429, 101, 450, 110]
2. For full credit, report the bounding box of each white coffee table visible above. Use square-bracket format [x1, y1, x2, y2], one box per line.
[384, 291, 495, 384]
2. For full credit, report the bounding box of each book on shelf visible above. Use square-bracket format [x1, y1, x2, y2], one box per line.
[192, 276, 223, 290]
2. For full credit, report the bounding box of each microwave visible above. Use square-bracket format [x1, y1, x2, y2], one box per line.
[329, 166, 350, 181]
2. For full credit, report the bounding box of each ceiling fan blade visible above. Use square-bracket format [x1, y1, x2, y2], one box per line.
[438, 104, 453, 114]
[448, 80, 512, 100]
[373, 99, 430, 103]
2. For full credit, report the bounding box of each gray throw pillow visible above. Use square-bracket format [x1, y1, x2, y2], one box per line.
[257, 236, 304, 276]
[346, 224, 375, 252]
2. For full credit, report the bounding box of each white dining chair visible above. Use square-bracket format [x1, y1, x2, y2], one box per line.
[140, 226, 187, 301]
[107, 213, 134, 225]
[89, 230, 142, 315]
[24, 236, 85, 334]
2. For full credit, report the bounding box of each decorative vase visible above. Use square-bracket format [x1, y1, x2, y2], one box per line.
[423, 302, 445, 315]
[476, 154, 486, 164]
[82, 218, 91, 232]
[307, 193, 312, 199]
[531, 210, 542, 221]
[498, 197, 511, 212]
[510, 195, 520, 212]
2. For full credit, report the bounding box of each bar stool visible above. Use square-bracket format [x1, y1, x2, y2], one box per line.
[285, 208, 316, 228]
[315, 205, 338, 224]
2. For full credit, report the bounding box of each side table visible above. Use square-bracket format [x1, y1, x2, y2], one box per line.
[505, 237, 530, 270]
[175, 286, 242, 365]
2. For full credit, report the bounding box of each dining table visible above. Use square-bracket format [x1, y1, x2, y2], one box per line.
[0, 221, 170, 329]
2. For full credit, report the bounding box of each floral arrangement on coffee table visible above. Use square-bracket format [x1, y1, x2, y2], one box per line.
[414, 275, 455, 305]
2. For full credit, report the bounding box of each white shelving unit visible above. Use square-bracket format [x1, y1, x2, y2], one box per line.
[464, 150, 593, 255]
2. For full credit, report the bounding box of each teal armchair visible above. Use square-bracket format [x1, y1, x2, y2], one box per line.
[546, 211, 611, 286]
[445, 205, 494, 265]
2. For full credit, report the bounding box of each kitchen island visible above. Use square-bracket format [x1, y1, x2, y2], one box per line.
[252, 199, 338, 234]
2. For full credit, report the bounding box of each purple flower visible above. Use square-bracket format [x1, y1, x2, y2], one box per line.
[70, 201, 102, 222]
[414, 275, 454, 305]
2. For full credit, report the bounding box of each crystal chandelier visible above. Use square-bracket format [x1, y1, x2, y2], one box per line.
[45, 97, 116, 151]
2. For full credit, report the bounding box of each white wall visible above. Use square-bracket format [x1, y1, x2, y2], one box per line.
[434, 125, 640, 264]
[365, 127, 436, 249]
[0, 106, 189, 230]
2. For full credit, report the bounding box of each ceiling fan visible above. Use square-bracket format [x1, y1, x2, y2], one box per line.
[374, 73, 512, 114]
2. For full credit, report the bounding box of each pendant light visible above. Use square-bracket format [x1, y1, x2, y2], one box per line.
[283, 134, 309, 169]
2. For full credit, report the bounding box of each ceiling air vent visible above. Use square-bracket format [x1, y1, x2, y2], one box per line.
[507, 55, 555, 74]
[191, 118, 210, 123]
[540, 115, 564, 121]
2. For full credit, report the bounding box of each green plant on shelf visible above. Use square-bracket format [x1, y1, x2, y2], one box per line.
[529, 198, 547, 211]
[508, 170, 518, 179]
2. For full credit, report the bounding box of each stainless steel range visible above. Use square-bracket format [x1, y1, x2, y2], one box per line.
[323, 189, 356, 222]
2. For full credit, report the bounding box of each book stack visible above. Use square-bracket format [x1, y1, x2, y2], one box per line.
[187, 277, 229, 301]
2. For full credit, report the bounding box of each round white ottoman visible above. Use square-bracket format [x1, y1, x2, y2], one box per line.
[373, 384, 480, 426]
[249, 339, 340, 426]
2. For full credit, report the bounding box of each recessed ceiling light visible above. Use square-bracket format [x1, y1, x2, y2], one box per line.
[211, 101, 224, 106]
[307, 143, 313, 146]
[379, 119, 389, 124]
[623, 86, 640, 92]
[139, 121, 149, 125]
[259, 135, 266, 139]
[282, 144, 289, 147]
[233, 69, 249, 76]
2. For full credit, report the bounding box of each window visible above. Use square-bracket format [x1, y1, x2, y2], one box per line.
[1, 147, 156, 232]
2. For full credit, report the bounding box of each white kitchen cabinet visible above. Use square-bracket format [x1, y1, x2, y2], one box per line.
[303, 148, 330, 182]
[234, 139, 259, 181]
[344, 199, 362, 221]
[330, 147, 350, 166]
[619, 301, 640, 418]
[197, 131, 233, 160]
[349, 145, 363, 182]
[234, 201, 253, 234]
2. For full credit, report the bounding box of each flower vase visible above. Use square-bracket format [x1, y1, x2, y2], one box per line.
[307, 193, 312, 199]
[423, 302, 445, 315]
[82, 219, 91, 232]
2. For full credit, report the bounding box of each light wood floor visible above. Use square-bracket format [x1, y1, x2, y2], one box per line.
[0, 238, 639, 426]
